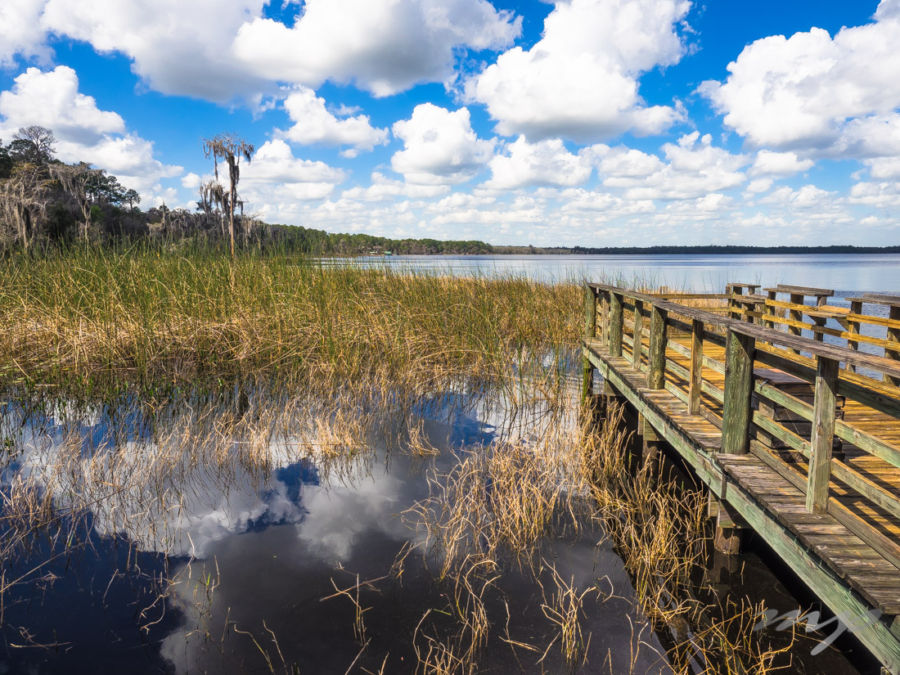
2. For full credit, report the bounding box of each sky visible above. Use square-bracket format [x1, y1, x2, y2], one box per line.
[1, 0, 899, 247]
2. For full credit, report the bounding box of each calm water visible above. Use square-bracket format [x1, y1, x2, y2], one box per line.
[331, 253, 900, 295]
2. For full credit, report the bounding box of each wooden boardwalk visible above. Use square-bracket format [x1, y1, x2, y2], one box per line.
[581, 283, 900, 673]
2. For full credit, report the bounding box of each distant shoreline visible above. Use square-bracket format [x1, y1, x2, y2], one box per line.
[486, 245, 900, 255]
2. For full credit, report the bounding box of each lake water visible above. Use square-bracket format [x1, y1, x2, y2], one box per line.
[332, 253, 900, 296]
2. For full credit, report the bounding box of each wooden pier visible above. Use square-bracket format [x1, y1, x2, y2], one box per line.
[581, 282, 900, 673]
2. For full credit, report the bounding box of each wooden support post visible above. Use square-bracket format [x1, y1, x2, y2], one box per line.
[722, 329, 755, 455]
[641, 416, 661, 475]
[688, 319, 704, 414]
[608, 291, 623, 357]
[598, 290, 609, 345]
[807, 356, 839, 513]
[648, 305, 668, 390]
[714, 503, 744, 555]
[847, 299, 862, 373]
[632, 300, 643, 370]
[582, 359, 594, 404]
[888, 304, 900, 387]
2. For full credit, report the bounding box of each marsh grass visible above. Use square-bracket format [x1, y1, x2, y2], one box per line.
[0, 246, 580, 404]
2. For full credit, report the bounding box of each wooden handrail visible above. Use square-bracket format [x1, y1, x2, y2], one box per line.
[585, 281, 900, 527]
[586, 282, 900, 380]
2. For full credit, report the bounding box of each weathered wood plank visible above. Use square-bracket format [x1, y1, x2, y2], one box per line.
[649, 305, 667, 390]
[721, 329, 755, 455]
[807, 356, 839, 513]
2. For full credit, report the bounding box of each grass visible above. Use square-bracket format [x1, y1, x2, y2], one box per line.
[0, 245, 580, 403]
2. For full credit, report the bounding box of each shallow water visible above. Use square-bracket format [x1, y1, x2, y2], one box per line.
[322, 253, 900, 294]
[0, 386, 881, 674]
[0, 394, 671, 673]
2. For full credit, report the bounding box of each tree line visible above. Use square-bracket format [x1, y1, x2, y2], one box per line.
[0, 126, 493, 256]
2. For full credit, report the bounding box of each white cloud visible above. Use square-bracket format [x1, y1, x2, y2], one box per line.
[0, 66, 180, 194]
[466, 0, 690, 142]
[746, 178, 774, 194]
[700, 1, 900, 154]
[41, 0, 268, 101]
[596, 145, 664, 177]
[849, 180, 900, 207]
[602, 132, 747, 199]
[391, 104, 494, 185]
[181, 172, 202, 190]
[341, 172, 450, 202]
[484, 136, 594, 190]
[0, 66, 124, 143]
[760, 184, 833, 208]
[238, 140, 347, 221]
[233, 0, 521, 97]
[865, 156, 900, 179]
[750, 150, 814, 176]
[278, 86, 388, 157]
[0, 0, 50, 66]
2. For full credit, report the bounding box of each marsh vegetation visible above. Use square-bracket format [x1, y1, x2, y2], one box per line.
[0, 247, 866, 672]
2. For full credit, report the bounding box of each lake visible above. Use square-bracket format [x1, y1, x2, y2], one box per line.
[330, 253, 900, 296]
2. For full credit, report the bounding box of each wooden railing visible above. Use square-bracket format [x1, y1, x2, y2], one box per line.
[585, 282, 900, 568]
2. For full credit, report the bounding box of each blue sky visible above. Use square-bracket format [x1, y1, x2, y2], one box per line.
[1, 0, 898, 246]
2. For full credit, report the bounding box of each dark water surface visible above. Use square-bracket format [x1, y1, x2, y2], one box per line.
[0, 391, 877, 674]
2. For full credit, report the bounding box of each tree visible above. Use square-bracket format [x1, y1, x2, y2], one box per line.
[0, 142, 12, 179]
[202, 134, 254, 257]
[0, 163, 55, 249]
[50, 163, 103, 241]
[9, 126, 56, 165]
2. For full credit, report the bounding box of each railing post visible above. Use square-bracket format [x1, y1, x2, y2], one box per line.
[688, 319, 704, 414]
[764, 290, 776, 329]
[806, 356, 838, 513]
[888, 303, 900, 387]
[726, 284, 738, 320]
[598, 290, 609, 345]
[632, 299, 644, 370]
[582, 286, 597, 404]
[583, 285, 597, 339]
[648, 305, 667, 389]
[721, 328, 755, 454]
[847, 299, 861, 373]
[608, 292, 623, 357]
[788, 293, 803, 353]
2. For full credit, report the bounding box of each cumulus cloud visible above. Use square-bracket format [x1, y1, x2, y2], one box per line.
[237, 140, 347, 222]
[278, 86, 388, 157]
[0, 66, 180, 193]
[700, 0, 900, 155]
[750, 150, 814, 176]
[466, 0, 690, 142]
[484, 136, 594, 190]
[341, 172, 450, 201]
[601, 132, 747, 199]
[40, 0, 268, 101]
[242, 139, 346, 199]
[233, 0, 521, 97]
[0, 0, 50, 66]
[391, 104, 494, 185]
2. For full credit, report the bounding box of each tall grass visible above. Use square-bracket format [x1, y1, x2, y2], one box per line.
[0, 245, 580, 402]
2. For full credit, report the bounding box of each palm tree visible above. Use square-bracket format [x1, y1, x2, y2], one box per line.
[202, 134, 254, 257]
